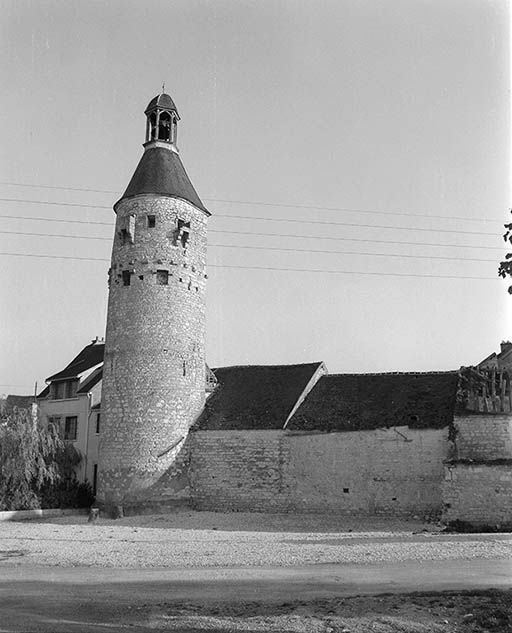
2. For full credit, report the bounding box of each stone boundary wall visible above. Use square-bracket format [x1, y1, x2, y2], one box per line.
[442, 463, 512, 526]
[452, 414, 512, 461]
[441, 414, 512, 526]
[189, 431, 291, 512]
[189, 427, 449, 516]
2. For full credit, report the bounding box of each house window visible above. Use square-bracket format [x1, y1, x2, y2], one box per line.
[65, 380, 78, 399]
[51, 380, 77, 400]
[64, 416, 78, 441]
[156, 270, 169, 285]
[95, 412, 100, 434]
[48, 416, 61, 432]
[147, 215, 156, 228]
[93, 464, 98, 496]
[122, 270, 132, 286]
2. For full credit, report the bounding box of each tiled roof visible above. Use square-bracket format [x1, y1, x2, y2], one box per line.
[195, 362, 324, 430]
[46, 343, 105, 381]
[117, 147, 208, 213]
[77, 366, 103, 394]
[2, 394, 35, 412]
[287, 372, 459, 432]
[37, 385, 50, 399]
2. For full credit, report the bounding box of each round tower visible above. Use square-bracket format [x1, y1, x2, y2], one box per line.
[97, 93, 210, 511]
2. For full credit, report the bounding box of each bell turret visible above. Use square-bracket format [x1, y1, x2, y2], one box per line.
[144, 92, 180, 148]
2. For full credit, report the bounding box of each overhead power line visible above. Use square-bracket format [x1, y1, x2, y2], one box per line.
[0, 251, 500, 281]
[216, 229, 504, 252]
[0, 213, 113, 226]
[0, 202, 501, 236]
[0, 222, 505, 251]
[0, 186, 503, 225]
[0, 181, 119, 194]
[209, 243, 497, 264]
[213, 213, 499, 237]
[0, 229, 497, 263]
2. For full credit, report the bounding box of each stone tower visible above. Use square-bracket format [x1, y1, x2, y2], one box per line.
[97, 92, 210, 511]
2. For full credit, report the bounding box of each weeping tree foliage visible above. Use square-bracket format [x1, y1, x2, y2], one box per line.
[0, 407, 91, 511]
[498, 211, 512, 293]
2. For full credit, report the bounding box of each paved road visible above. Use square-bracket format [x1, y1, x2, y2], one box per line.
[1, 559, 511, 632]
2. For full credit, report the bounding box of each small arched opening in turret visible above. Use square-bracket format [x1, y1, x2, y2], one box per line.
[148, 112, 157, 141]
[158, 111, 172, 142]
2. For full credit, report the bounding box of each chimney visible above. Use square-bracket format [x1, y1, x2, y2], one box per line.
[500, 341, 512, 355]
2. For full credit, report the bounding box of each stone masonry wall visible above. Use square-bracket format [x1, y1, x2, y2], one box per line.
[442, 414, 512, 526]
[288, 427, 448, 516]
[452, 414, 512, 461]
[189, 427, 448, 516]
[98, 194, 208, 507]
[442, 464, 512, 526]
[189, 431, 291, 512]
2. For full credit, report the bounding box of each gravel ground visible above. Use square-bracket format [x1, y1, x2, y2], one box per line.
[1, 510, 511, 568]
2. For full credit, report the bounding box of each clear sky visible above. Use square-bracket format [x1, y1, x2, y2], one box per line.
[1, 0, 510, 395]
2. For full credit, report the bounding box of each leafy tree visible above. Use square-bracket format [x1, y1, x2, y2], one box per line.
[0, 407, 93, 511]
[498, 212, 512, 293]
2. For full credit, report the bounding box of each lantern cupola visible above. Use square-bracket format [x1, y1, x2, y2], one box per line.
[144, 92, 180, 149]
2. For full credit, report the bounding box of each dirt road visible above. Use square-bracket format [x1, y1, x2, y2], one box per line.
[1, 559, 511, 632]
[1, 512, 511, 632]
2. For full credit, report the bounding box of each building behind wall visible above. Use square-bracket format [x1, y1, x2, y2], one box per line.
[37, 338, 104, 488]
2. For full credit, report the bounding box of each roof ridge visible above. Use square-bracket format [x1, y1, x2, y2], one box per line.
[325, 370, 458, 377]
[213, 361, 324, 371]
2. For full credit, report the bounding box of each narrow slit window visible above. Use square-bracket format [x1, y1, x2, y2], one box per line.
[122, 270, 132, 286]
[156, 270, 169, 285]
[176, 219, 190, 248]
[119, 214, 136, 244]
[183, 360, 187, 376]
[147, 215, 156, 228]
[95, 413, 100, 434]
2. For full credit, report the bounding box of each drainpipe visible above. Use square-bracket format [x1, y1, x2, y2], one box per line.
[84, 393, 92, 483]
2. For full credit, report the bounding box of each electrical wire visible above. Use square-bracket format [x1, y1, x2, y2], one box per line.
[0, 251, 500, 280]
[0, 180, 503, 224]
[0, 224, 505, 251]
[0, 230, 498, 263]
[0, 207, 502, 236]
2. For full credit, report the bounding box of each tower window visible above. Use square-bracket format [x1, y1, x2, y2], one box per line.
[183, 360, 187, 376]
[119, 214, 135, 244]
[95, 412, 100, 434]
[156, 270, 169, 285]
[122, 270, 132, 286]
[176, 219, 190, 248]
[147, 215, 156, 228]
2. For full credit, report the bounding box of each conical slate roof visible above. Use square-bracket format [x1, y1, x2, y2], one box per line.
[116, 146, 208, 214]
